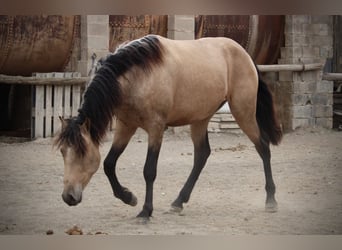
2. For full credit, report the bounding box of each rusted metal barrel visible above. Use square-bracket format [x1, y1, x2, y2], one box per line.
[109, 15, 168, 52]
[195, 15, 285, 64]
[0, 15, 80, 76]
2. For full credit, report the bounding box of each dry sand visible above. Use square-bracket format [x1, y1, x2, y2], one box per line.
[0, 128, 341, 235]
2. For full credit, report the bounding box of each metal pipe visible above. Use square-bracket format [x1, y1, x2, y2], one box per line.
[322, 73, 342, 81]
[257, 63, 323, 72]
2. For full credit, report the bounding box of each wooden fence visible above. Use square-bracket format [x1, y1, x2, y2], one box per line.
[0, 73, 89, 138]
[31, 73, 87, 138]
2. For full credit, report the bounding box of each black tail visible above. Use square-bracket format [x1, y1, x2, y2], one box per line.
[256, 74, 283, 145]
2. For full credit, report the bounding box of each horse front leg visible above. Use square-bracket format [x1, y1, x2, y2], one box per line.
[137, 128, 163, 219]
[171, 119, 211, 212]
[104, 120, 138, 206]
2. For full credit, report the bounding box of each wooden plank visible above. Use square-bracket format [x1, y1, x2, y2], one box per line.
[64, 85, 72, 118]
[0, 74, 89, 85]
[53, 85, 64, 135]
[45, 85, 53, 137]
[34, 85, 45, 138]
[72, 85, 81, 117]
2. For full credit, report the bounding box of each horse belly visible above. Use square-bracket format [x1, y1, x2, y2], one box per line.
[166, 78, 226, 126]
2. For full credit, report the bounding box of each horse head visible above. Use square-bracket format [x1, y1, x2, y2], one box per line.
[56, 116, 101, 206]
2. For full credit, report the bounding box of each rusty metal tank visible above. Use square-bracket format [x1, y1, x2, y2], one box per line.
[109, 15, 168, 52]
[0, 15, 80, 76]
[195, 15, 285, 64]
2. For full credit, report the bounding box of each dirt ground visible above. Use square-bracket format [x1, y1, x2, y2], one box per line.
[0, 127, 341, 235]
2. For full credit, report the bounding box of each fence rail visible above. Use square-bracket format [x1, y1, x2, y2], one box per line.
[0, 74, 89, 85]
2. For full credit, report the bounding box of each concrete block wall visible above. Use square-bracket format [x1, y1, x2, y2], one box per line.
[167, 15, 195, 40]
[277, 15, 334, 131]
[77, 15, 109, 77]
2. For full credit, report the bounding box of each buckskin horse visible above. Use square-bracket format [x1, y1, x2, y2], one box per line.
[55, 35, 282, 219]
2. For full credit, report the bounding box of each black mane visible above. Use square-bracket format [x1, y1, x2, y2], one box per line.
[56, 35, 164, 156]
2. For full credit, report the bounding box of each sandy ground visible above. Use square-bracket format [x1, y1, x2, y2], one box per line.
[0, 128, 341, 235]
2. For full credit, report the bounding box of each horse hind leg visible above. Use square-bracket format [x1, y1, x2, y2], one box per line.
[229, 97, 278, 212]
[255, 136, 278, 212]
[171, 118, 211, 212]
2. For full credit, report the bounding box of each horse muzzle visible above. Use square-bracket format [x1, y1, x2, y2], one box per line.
[62, 185, 83, 206]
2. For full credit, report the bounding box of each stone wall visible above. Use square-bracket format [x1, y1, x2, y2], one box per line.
[76, 15, 109, 77]
[276, 15, 334, 131]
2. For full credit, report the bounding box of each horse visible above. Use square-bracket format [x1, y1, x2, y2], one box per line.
[55, 35, 282, 219]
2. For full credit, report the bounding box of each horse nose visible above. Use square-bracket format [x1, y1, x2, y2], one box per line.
[62, 190, 82, 206]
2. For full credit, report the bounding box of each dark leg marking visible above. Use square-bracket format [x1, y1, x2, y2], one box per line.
[137, 146, 160, 218]
[255, 136, 278, 212]
[171, 131, 211, 212]
[104, 146, 137, 206]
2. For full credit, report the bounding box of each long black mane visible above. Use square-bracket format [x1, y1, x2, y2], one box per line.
[56, 35, 164, 156]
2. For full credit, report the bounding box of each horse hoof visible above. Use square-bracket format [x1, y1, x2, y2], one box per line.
[136, 216, 150, 225]
[265, 202, 278, 213]
[169, 205, 183, 214]
[129, 193, 138, 206]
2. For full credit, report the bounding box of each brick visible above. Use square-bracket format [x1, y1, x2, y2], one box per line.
[285, 22, 305, 35]
[88, 36, 108, 51]
[285, 34, 310, 47]
[316, 80, 333, 93]
[312, 93, 333, 105]
[292, 94, 313, 105]
[315, 118, 333, 128]
[287, 71, 319, 84]
[309, 35, 333, 47]
[292, 118, 314, 130]
[293, 105, 313, 118]
[87, 23, 109, 36]
[168, 15, 195, 40]
[293, 82, 316, 94]
[303, 24, 330, 36]
[281, 46, 302, 58]
[313, 105, 333, 117]
[302, 46, 320, 58]
[291, 15, 312, 24]
[297, 71, 319, 82]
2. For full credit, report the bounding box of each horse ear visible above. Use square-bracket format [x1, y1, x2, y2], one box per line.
[59, 116, 68, 129]
[80, 117, 91, 133]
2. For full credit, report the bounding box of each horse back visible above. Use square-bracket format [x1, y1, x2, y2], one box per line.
[117, 35, 257, 128]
